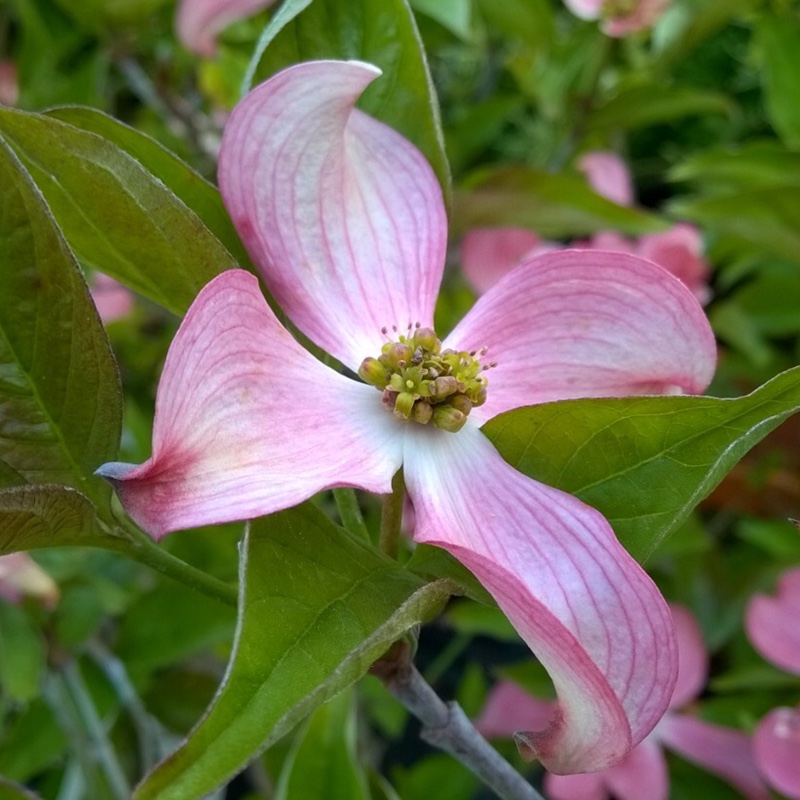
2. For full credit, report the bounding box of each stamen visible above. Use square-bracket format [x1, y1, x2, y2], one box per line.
[358, 327, 489, 433]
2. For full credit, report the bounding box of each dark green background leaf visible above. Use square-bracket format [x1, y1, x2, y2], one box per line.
[134, 504, 453, 800]
[0, 140, 121, 508]
[483, 366, 800, 561]
[757, 14, 800, 149]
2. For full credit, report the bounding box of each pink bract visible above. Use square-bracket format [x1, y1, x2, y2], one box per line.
[176, 0, 277, 56]
[0, 61, 18, 106]
[745, 566, 800, 675]
[753, 706, 800, 800]
[97, 60, 717, 774]
[478, 605, 768, 800]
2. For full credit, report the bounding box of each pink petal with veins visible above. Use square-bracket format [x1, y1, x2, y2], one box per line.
[459, 228, 557, 295]
[96, 271, 403, 539]
[746, 567, 800, 675]
[446, 250, 716, 424]
[669, 604, 708, 709]
[577, 152, 635, 207]
[474, 682, 555, 739]
[404, 424, 677, 773]
[661, 715, 770, 800]
[219, 60, 446, 371]
[176, 0, 276, 56]
[753, 706, 800, 800]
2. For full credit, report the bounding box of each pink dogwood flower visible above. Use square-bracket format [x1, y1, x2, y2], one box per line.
[96, 61, 716, 773]
[477, 605, 768, 800]
[461, 151, 711, 304]
[176, 0, 277, 57]
[563, 0, 671, 36]
[746, 566, 800, 800]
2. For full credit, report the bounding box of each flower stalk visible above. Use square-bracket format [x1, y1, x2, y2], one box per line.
[377, 644, 546, 800]
[115, 517, 238, 607]
[380, 470, 405, 559]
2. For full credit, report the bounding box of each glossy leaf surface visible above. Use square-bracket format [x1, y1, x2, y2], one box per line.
[0, 107, 237, 315]
[483, 366, 800, 561]
[135, 504, 453, 800]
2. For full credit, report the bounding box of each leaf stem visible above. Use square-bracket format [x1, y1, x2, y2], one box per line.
[379, 470, 405, 560]
[381, 655, 545, 800]
[333, 489, 370, 542]
[115, 518, 238, 607]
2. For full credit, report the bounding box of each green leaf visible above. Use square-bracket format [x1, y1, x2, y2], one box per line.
[44, 106, 252, 270]
[0, 603, 44, 703]
[0, 486, 125, 554]
[134, 504, 453, 800]
[0, 777, 47, 800]
[253, 0, 451, 201]
[669, 141, 800, 194]
[453, 166, 665, 239]
[274, 689, 370, 800]
[410, 0, 472, 41]
[756, 14, 800, 149]
[586, 84, 732, 132]
[483, 365, 800, 562]
[0, 140, 121, 508]
[0, 107, 238, 316]
[670, 187, 800, 268]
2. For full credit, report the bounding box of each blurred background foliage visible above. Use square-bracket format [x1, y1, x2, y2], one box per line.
[1, 0, 800, 798]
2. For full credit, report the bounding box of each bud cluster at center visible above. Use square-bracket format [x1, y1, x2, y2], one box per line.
[358, 325, 489, 433]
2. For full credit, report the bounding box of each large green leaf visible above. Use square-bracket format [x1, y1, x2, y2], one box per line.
[757, 14, 800, 150]
[253, 0, 451, 200]
[483, 366, 800, 562]
[135, 504, 453, 800]
[44, 106, 251, 269]
[274, 689, 370, 800]
[0, 107, 238, 315]
[0, 141, 121, 508]
[453, 166, 664, 239]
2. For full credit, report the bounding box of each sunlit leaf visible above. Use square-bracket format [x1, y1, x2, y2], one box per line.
[44, 106, 251, 269]
[134, 504, 453, 800]
[483, 365, 800, 561]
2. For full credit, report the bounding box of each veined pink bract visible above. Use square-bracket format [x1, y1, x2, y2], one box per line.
[97, 60, 717, 774]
